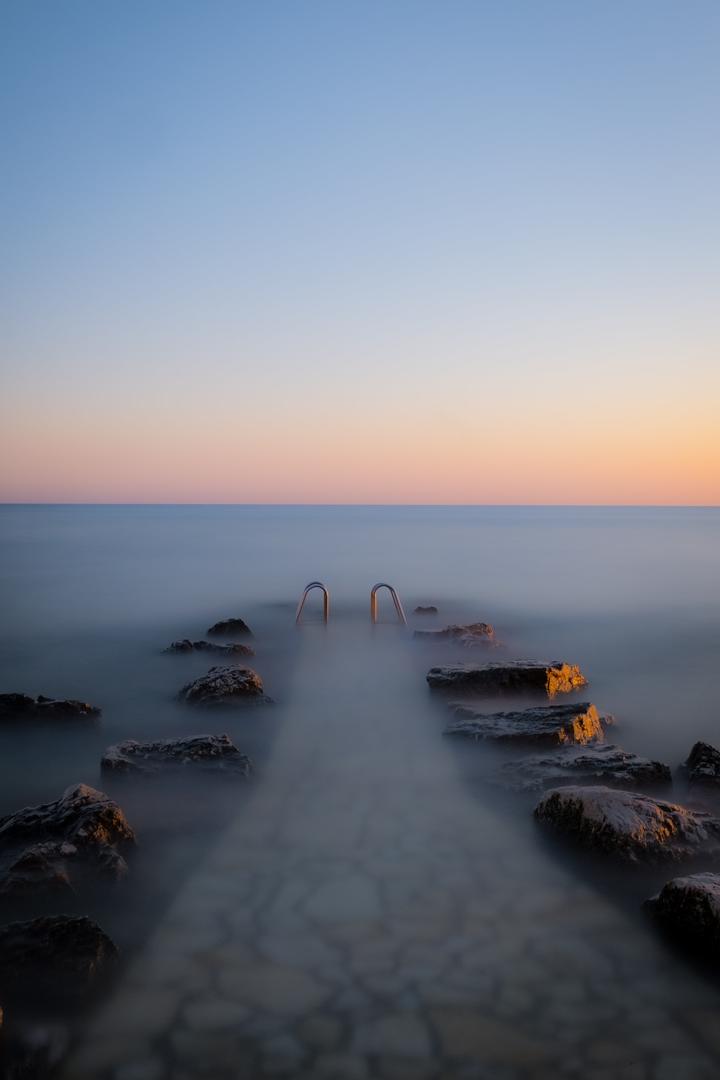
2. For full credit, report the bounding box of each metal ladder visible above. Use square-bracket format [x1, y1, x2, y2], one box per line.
[294, 582, 407, 625]
[370, 582, 407, 625]
[295, 581, 330, 624]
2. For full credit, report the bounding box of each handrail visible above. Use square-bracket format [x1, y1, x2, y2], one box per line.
[295, 581, 330, 624]
[370, 582, 407, 625]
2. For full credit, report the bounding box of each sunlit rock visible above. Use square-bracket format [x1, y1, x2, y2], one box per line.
[0, 784, 135, 896]
[0, 693, 100, 722]
[445, 702, 609, 746]
[415, 622, 497, 647]
[179, 666, 269, 705]
[0, 915, 118, 1004]
[682, 742, 720, 789]
[534, 786, 720, 861]
[165, 639, 255, 657]
[206, 618, 253, 638]
[427, 660, 587, 696]
[644, 872, 720, 954]
[101, 734, 252, 777]
[500, 743, 671, 790]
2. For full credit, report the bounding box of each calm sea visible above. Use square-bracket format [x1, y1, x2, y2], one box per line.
[2, 505, 720, 1074]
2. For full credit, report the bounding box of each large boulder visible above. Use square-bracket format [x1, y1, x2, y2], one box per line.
[179, 666, 268, 706]
[0, 785, 135, 896]
[164, 639, 255, 657]
[445, 702, 609, 746]
[415, 622, 497, 647]
[0, 915, 118, 1005]
[427, 660, 587, 696]
[682, 742, 720, 789]
[644, 873, 720, 955]
[501, 744, 672, 791]
[207, 618, 253, 638]
[101, 734, 252, 777]
[534, 786, 720, 862]
[0, 694, 100, 722]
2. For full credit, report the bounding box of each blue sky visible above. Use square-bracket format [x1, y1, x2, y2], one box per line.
[1, 1, 719, 502]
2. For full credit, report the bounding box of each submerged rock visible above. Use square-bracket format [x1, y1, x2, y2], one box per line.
[683, 741, 720, 789]
[0, 784, 135, 896]
[0, 915, 118, 1004]
[415, 622, 497, 647]
[501, 743, 672, 791]
[644, 873, 720, 955]
[0, 693, 100, 722]
[414, 606, 438, 615]
[207, 618, 253, 638]
[179, 666, 268, 706]
[534, 786, 720, 862]
[0, 1018, 69, 1080]
[445, 702, 609, 746]
[165, 639, 255, 657]
[427, 660, 587, 696]
[101, 734, 252, 777]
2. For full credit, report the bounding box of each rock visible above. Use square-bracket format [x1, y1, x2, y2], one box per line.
[0, 784, 135, 896]
[414, 622, 497, 647]
[0, 915, 118, 1005]
[206, 618, 253, 638]
[445, 702, 608, 746]
[101, 734, 252, 777]
[0, 693, 100, 722]
[683, 742, 720, 789]
[644, 873, 720, 954]
[413, 606, 438, 615]
[164, 639, 254, 657]
[179, 666, 269, 706]
[501, 743, 672, 790]
[427, 660, 587, 696]
[534, 786, 720, 861]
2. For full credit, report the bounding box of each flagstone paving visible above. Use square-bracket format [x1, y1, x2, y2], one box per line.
[63, 625, 720, 1080]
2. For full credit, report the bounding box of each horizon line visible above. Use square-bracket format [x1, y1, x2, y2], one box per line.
[1, 502, 718, 510]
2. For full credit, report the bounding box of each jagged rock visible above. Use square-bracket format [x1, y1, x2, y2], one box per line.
[101, 734, 252, 777]
[534, 786, 720, 862]
[427, 660, 587, 696]
[683, 742, 720, 789]
[500, 743, 672, 791]
[0, 916, 118, 1004]
[179, 666, 268, 706]
[644, 873, 720, 954]
[164, 639, 255, 657]
[0, 694, 100, 722]
[0, 785, 135, 896]
[414, 606, 438, 615]
[207, 618, 253, 638]
[445, 702, 609, 746]
[415, 622, 497, 647]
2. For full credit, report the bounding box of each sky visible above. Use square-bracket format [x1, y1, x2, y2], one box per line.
[1, 0, 718, 504]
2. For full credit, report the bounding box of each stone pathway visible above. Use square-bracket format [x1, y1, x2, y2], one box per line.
[64, 624, 720, 1080]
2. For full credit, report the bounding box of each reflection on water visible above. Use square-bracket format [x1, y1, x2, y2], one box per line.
[1, 506, 720, 1077]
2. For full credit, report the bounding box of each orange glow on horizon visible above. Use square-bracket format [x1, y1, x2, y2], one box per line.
[1, 398, 718, 505]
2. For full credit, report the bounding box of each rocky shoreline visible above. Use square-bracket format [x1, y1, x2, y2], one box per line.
[2, 606, 720, 1077]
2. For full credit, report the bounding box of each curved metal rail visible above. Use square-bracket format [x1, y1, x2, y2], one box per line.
[370, 582, 407, 625]
[295, 581, 330, 624]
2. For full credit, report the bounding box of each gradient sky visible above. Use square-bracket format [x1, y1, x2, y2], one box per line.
[1, 0, 718, 504]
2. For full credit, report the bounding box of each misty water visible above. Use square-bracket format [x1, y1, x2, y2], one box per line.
[2, 505, 720, 1078]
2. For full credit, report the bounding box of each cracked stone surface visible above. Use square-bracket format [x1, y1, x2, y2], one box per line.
[62, 628, 720, 1080]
